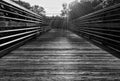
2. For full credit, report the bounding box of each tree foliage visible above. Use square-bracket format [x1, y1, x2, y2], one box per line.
[68, 0, 120, 20]
[31, 5, 46, 15]
[60, 3, 68, 17]
[11, 0, 31, 9]
[69, 0, 94, 20]
[11, 0, 46, 15]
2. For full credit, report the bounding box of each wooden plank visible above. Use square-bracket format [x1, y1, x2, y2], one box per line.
[0, 29, 120, 81]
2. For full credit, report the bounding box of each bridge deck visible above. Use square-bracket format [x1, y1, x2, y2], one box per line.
[0, 29, 120, 81]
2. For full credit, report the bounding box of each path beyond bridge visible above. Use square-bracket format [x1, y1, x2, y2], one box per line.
[0, 29, 120, 81]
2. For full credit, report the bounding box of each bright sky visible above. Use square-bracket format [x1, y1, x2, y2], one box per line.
[22, 0, 75, 16]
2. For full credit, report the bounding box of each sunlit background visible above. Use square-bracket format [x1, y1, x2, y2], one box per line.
[22, 0, 78, 16]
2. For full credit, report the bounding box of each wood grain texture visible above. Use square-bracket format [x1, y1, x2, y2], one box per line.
[0, 29, 120, 81]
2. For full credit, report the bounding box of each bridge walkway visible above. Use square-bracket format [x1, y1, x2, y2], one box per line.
[0, 29, 120, 81]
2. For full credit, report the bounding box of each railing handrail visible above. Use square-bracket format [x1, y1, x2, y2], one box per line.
[2, 0, 42, 18]
[0, 27, 40, 33]
[0, 30, 39, 40]
[0, 9, 42, 22]
[71, 3, 120, 58]
[0, 0, 51, 57]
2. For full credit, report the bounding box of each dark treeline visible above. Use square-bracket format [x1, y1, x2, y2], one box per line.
[49, 16, 69, 30]
[11, 0, 31, 9]
[69, 0, 120, 20]
[51, 0, 120, 30]
[11, 0, 45, 15]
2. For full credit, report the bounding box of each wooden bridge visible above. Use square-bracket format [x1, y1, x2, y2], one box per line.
[0, 0, 120, 81]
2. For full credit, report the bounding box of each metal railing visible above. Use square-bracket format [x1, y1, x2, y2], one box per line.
[71, 3, 120, 58]
[0, 0, 50, 57]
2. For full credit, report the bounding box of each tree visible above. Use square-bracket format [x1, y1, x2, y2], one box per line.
[60, 3, 68, 17]
[31, 5, 46, 15]
[69, 0, 94, 20]
[93, 0, 120, 9]
[11, 0, 31, 9]
[11, 0, 46, 15]
[68, 0, 120, 20]
[113, 0, 120, 4]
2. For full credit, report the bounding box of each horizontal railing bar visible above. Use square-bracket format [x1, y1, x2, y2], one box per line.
[76, 23, 120, 28]
[102, 40, 120, 50]
[76, 17, 102, 22]
[0, 16, 41, 23]
[0, 1, 42, 19]
[82, 31, 120, 53]
[106, 45, 120, 53]
[80, 28, 119, 38]
[77, 19, 120, 24]
[72, 3, 120, 57]
[75, 14, 120, 23]
[73, 3, 120, 21]
[0, 30, 38, 40]
[0, 2, 37, 19]
[79, 28, 120, 38]
[0, 33, 36, 47]
[93, 38, 120, 53]
[0, 9, 42, 22]
[79, 29, 120, 44]
[0, 0, 50, 56]
[78, 27, 120, 32]
[0, 27, 40, 33]
[76, 23, 120, 27]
